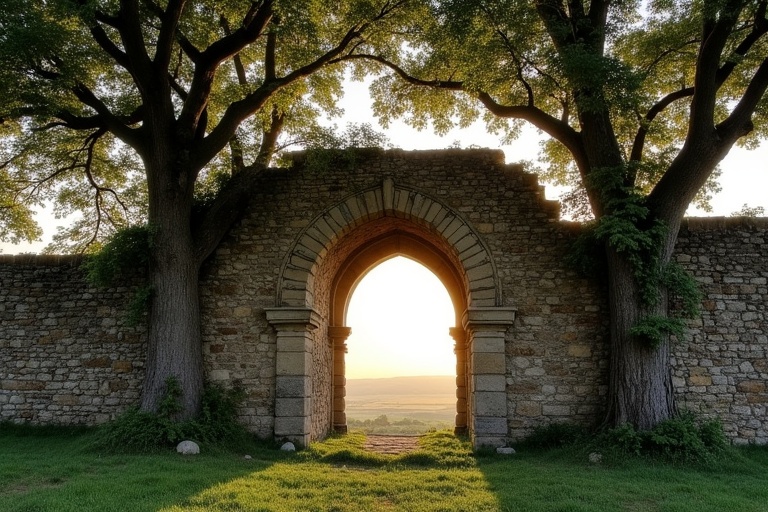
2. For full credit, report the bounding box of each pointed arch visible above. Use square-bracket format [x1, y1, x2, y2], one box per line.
[276, 179, 502, 310]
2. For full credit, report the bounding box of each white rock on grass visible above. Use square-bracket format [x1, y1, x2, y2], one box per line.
[496, 447, 516, 455]
[280, 442, 296, 452]
[176, 440, 200, 455]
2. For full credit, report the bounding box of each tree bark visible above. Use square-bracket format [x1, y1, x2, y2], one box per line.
[604, 246, 676, 429]
[140, 158, 204, 419]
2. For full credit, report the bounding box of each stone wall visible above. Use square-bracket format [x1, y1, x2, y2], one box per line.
[0, 149, 766, 445]
[0, 255, 146, 424]
[674, 218, 768, 444]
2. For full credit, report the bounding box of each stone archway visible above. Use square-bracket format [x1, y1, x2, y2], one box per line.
[328, 231, 467, 435]
[266, 179, 515, 448]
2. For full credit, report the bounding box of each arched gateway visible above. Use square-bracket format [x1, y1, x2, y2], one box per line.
[265, 178, 515, 447]
[2, 149, 766, 446]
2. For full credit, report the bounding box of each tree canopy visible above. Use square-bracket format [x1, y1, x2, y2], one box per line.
[363, 0, 767, 217]
[0, 0, 413, 417]
[0, 0, 404, 252]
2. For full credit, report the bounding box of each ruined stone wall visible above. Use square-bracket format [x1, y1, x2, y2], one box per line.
[204, 149, 610, 442]
[1, 149, 766, 445]
[0, 255, 146, 425]
[674, 218, 768, 445]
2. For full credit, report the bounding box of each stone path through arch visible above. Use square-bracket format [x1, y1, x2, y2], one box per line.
[363, 435, 420, 455]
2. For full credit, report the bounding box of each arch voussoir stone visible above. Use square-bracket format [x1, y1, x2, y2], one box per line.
[277, 179, 502, 309]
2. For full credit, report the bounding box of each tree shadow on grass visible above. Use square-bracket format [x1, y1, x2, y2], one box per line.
[475, 445, 768, 512]
[0, 426, 281, 512]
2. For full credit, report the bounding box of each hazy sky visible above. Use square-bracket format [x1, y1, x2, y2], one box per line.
[2, 74, 767, 254]
[345, 256, 455, 379]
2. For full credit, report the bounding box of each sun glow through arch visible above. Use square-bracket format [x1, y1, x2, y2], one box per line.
[344, 256, 455, 379]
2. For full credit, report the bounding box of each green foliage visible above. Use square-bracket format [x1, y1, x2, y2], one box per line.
[82, 225, 153, 286]
[730, 204, 766, 217]
[125, 284, 153, 326]
[629, 315, 686, 348]
[661, 261, 703, 318]
[519, 422, 588, 449]
[82, 224, 154, 325]
[95, 377, 248, 452]
[292, 122, 392, 173]
[302, 147, 385, 174]
[569, 166, 703, 347]
[600, 423, 643, 456]
[597, 413, 728, 464]
[566, 221, 605, 277]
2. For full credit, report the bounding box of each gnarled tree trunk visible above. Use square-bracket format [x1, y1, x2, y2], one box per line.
[604, 246, 676, 429]
[139, 158, 204, 419]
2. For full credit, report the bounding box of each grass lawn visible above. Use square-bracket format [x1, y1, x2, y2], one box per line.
[1, 425, 767, 511]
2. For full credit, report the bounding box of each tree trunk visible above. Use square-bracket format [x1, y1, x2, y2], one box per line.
[140, 159, 204, 419]
[604, 247, 676, 429]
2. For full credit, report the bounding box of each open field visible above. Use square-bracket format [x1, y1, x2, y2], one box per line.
[2, 424, 768, 511]
[346, 376, 455, 433]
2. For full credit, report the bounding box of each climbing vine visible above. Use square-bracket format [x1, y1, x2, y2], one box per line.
[570, 166, 702, 348]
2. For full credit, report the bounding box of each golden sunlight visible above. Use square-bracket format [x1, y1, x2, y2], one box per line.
[345, 256, 455, 379]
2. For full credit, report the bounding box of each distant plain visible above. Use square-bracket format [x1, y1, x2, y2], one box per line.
[345, 375, 455, 433]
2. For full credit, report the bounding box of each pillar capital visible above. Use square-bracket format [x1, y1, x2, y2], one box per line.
[462, 307, 516, 331]
[265, 307, 322, 330]
[449, 326, 466, 343]
[328, 325, 352, 341]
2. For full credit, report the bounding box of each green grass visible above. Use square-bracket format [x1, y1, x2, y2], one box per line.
[1, 424, 767, 511]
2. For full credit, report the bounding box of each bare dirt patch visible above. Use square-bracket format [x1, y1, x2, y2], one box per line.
[363, 435, 420, 455]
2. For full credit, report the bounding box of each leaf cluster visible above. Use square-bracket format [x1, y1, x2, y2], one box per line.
[82, 224, 154, 324]
[94, 377, 249, 453]
[82, 224, 153, 287]
[597, 412, 728, 464]
[570, 165, 702, 347]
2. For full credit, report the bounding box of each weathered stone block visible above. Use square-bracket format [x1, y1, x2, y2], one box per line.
[471, 353, 505, 374]
[567, 345, 592, 358]
[474, 391, 508, 417]
[276, 352, 311, 376]
[516, 401, 541, 417]
[275, 397, 310, 417]
[274, 416, 311, 437]
[542, 405, 571, 416]
[737, 380, 766, 393]
[689, 374, 713, 386]
[475, 375, 505, 392]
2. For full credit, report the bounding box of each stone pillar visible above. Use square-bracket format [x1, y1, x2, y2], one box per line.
[463, 307, 516, 449]
[450, 327, 468, 435]
[266, 307, 321, 448]
[328, 326, 352, 433]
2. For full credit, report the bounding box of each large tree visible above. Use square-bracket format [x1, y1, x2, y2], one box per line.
[362, 0, 768, 429]
[0, 0, 409, 418]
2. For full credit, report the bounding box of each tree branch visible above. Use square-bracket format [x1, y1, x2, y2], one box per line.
[117, 0, 155, 97]
[151, 0, 186, 73]
[176, 0, 274, 139]
[194, 18, 369, 168]
[632, 2, 768, 161]
[689, 0, 745, 136]
[70, 83, 142, 149]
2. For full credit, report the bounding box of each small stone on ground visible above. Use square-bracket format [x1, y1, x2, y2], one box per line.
[176, 440, 200, 455]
